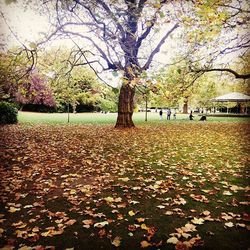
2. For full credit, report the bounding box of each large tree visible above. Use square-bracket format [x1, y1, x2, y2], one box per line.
[37, 0, 181, 127]
[2, 0, 249, 127]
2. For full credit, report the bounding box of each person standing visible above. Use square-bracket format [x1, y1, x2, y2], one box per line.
[159, 109, 163, 120]
[189, 111, 194, 120]
[167, 109, 171, 120]
[173, 110, 176, 119]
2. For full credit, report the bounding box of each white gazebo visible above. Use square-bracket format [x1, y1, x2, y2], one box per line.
[211, 92, 250, 113]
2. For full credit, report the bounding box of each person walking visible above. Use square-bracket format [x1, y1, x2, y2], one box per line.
[189, 111, 194, 120]
[159, 109, 163, 120]
[167, 109, 171, 120]
[173, 110, 176, 119]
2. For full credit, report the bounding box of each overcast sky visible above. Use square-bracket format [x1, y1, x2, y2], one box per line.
[0, 0, 50, 48]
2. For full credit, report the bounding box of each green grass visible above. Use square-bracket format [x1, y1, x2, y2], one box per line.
[18, 111, 250, 125]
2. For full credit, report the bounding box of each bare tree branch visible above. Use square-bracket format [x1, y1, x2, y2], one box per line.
[143, 23, 179, 70]
[191, 67, 250, 79]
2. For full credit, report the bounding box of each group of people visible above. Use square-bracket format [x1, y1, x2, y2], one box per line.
[189, 111, 207, 121]
[159, 109, 176, 120]
[159, 109, 206, 121]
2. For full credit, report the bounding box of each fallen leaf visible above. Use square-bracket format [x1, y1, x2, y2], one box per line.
[140, 240, 151, 248]
[156, 205, 165, 209]
[167, 236, 179, 244]
[111, 236, 122, 247]
[165, 211, 173, 215]
[128, 210, 136, 216]
[202, 211, 210, 216]
[94, 221, 109, 228]
[191, 218, 204, 225]
[223, 191, 233, 196]
[65, 219, 76, 226]
[225, 222, 234, 228]
[118, 177, 130, 182]
[9, 207, 20, 213]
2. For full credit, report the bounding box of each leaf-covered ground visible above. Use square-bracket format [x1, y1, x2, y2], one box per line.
[0, 122, 249, 250]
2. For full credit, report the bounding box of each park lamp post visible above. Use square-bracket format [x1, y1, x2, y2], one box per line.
[145, 92, 148, 122]
[143, 80, 152, 122]
[67, 98, 70, 123]
[67, 77, 71, 123]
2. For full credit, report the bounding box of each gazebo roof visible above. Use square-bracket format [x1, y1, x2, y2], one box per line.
[211, 92, 250, 102]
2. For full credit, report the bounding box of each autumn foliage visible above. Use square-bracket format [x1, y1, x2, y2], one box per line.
[0, 122, 249, 249]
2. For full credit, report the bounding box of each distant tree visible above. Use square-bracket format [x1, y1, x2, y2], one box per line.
[98, 87, 118, 113]
[15, 70, 56, 108]
[39, 48, 105, 112]
[151, 60, 204, 113]
[0, 48, 54, 109]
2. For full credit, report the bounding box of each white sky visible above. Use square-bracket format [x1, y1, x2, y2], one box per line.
[0, 0, 50, 48]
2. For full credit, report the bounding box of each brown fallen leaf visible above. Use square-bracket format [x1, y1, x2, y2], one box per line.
[140, 240, 151, 248]
[65, 219, 76, 226]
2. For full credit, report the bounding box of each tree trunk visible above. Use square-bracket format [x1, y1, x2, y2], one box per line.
[183, 101, 188, 114]
[115, 84, 135, 128]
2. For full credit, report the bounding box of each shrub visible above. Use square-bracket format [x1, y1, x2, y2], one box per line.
[0, 102, 18, 124]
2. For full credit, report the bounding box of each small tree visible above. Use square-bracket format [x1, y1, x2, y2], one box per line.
[15, 71, 56, 108]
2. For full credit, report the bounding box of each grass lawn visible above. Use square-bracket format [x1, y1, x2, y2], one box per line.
[0, 114, 249, 249]
[18, 111, 250, 125]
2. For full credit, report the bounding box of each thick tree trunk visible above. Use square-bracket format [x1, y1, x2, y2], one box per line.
[183, 102, 188, 114]
[115, 84, 135, 128]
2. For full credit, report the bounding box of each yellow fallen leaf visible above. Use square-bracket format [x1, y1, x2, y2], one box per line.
[223, 191, 233, 196]
[15, 230, 27, 238]
[9, 207, 20, 213]
[128, 210, 135, 216]
[70, 189, 77, 195]
[141, 223, 149, 231]
[136, 218, 145, 223]
[41, 231, 49, 237]
[140, 240, 151, 248]
[18, 246, 33, 250]
[167, 236, 179, 244]
[191, 217, 204, 225]
[86, 160, 92, 165]
[111, 236, 121, 247]
[118, 177, 130, 182]
[104, 197, 114, 203]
